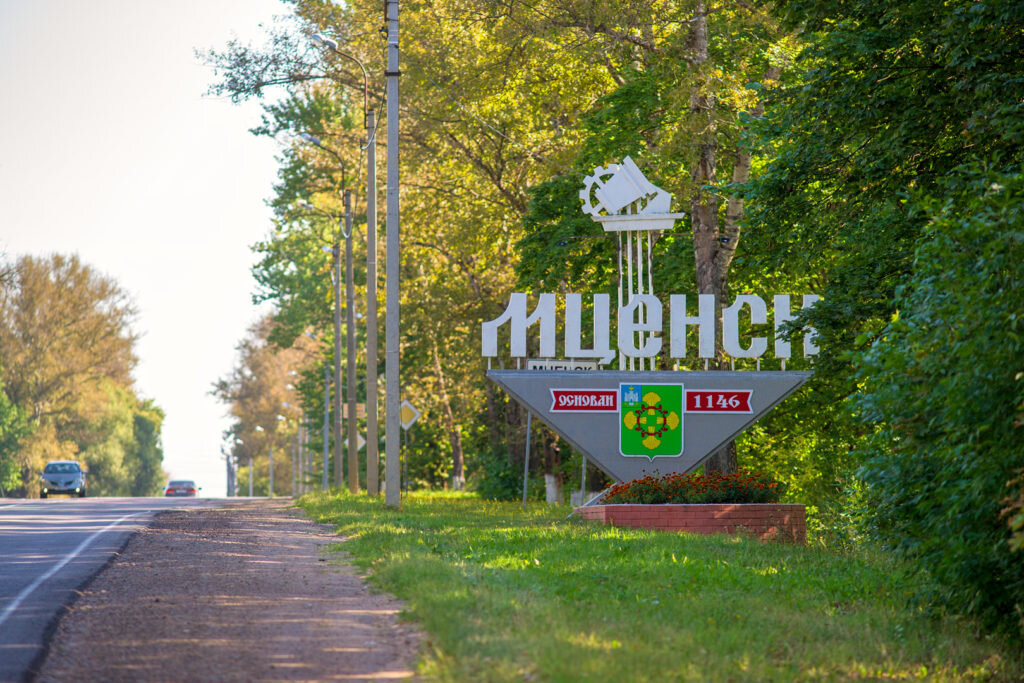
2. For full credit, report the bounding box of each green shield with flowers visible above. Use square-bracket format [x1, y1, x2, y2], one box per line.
[619, 383, 683, 459]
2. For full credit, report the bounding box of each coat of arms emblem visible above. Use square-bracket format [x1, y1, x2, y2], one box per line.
[619, 383, 684, 459]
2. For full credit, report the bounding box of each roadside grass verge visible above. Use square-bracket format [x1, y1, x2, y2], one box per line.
[297, 490, 1021, 681]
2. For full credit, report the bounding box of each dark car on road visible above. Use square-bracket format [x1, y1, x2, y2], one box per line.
[164, 480, 200, 497]
[40, 461, 87, 498]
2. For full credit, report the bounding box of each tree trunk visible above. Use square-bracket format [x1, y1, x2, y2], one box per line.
[689, 6, 780, 474]
[542, 432, 563, 504]
[689, 1, 723, 361]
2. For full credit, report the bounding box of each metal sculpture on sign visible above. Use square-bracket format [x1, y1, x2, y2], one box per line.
[580, 156, 686, 371]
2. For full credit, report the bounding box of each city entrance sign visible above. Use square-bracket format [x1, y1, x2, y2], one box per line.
[488, 370, 811, 482]
[484, 158, 816, 487]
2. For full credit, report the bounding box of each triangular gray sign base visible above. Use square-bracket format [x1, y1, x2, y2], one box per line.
[488, 370, 812, 483]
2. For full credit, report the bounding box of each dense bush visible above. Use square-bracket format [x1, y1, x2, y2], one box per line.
[601, 470, 785, 505]
[468, 448, 546, 502]
[854, 166, 1024, 636]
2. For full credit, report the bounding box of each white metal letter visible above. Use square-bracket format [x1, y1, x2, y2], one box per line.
[481, 293, 557, 358]
[774, 294, 821, 358]
[803, 294, 820, 356]
[565, 293, 614, 364]
[669, 294, 716, 358]
[773, 294, 795, 359]
[618, 294, 662, 357]
[723, 294, 768, 358]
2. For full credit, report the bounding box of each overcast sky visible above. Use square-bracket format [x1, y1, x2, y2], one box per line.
[0, 0, 292, 495]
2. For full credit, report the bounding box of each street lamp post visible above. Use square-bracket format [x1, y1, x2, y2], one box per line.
[254, 425, 265, 495]
[222, 444, 233, 497]
[365, 108, 379, 497]
[311, 33, 379, 496]
[232, 438, 244, 498]
[271, 414, 287, 497]
[344, 190, 358, 493]
[331, 229, 344, 490]
[322, 363, 330, 490]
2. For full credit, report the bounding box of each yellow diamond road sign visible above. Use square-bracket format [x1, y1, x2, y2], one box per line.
[400, 400, 420, 431]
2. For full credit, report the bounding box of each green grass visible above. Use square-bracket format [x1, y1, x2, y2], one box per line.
[297, 490, 1021, 681]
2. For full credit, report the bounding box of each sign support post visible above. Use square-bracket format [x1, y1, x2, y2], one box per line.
[522, 412, 532, 512]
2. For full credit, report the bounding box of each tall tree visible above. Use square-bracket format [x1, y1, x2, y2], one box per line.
[0, 253, 149, 495]
[213, 316, 311, 495]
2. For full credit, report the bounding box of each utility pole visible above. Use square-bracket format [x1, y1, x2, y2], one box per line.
[322, 364, 330, 491]
[269, 439, 274, 497]
[345, 190, 359, 493]
[333, 227, 344, 490]
[384, 0, 401, 507]
[224, 446, 234, 497]
[366, 109, 379, 496]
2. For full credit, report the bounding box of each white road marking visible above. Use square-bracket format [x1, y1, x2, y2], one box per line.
[0, 510, 149, 629]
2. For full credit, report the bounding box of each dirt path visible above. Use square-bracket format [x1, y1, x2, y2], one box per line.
[35, 499, 421, 682]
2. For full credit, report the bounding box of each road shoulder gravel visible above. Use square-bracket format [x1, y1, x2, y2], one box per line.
[35, 498, 422, 682]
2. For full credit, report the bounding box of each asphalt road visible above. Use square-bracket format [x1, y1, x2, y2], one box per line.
[0, 496, 228, 682]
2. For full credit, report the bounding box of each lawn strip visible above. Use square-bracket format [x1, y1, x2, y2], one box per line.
[298, 491, 1021, 681]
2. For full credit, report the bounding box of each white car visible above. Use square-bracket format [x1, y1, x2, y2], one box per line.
[40, 460, 87, 498]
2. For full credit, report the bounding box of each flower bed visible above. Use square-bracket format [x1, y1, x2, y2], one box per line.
[575, 503, 806, 543]
[601, 470, 784, 505]
[576, 471, 805, 543]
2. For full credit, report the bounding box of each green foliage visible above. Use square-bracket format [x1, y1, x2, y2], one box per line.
[0, 372, 31, 494]
[78, 382, 168, 497]
[750, 0, 1024, 379]
[1006, 470, 1024, 552]
[854, 165, 1024, 635]
[131, 400, 167, 497]
[298, 491, 1023, 680]
[602, 470, 784, 505]
[466, 446, 550, 503]
[467, 447, 523, 502]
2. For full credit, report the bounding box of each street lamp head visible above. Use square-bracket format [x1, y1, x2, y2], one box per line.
[299, 200, 316, 211]
[312, 33, 339, 51]
[299, 132, 322, 146]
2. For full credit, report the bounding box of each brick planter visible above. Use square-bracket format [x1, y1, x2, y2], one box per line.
[575, 503, 806, 544]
